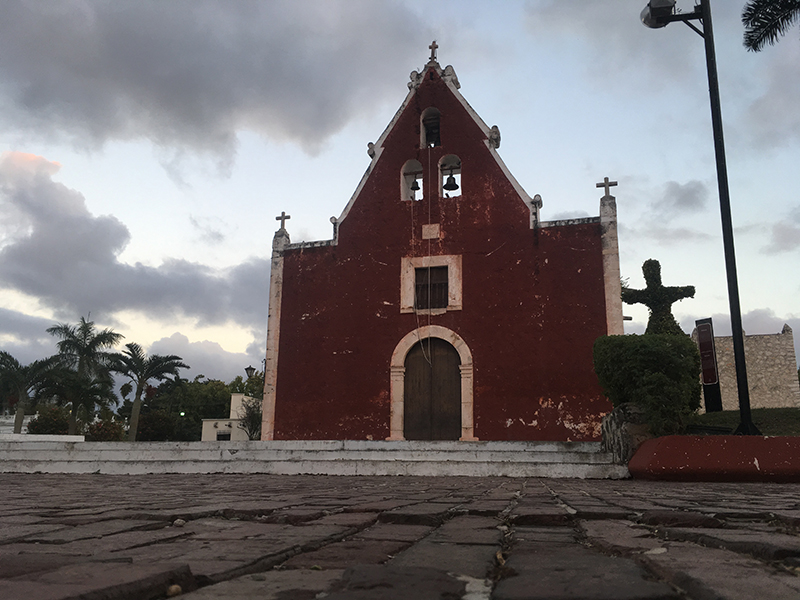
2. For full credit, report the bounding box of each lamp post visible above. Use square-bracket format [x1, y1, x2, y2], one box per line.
[641, 0, 760, 434]
[244, 365, 256, 380]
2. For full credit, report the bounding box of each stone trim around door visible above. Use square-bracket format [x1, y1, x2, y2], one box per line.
[387, 325, 478, 442]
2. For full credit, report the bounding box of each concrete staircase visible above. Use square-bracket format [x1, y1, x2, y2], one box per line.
[0, 439, 628, 478]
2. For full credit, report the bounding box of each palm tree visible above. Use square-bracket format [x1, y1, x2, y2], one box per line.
[0, 352, 55, 433]
[743, 0, 800, 51]
[47, 316, 124, 434]
[113, 342, 188, 441]
[36, 367, 118, 428]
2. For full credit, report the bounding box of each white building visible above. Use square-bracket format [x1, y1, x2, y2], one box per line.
[201, 393, 253, 441]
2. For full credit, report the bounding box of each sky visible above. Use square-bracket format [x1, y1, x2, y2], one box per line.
[0, 0, 798, 385]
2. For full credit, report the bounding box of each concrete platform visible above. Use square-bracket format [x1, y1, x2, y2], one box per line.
[0, 439, 629, 478]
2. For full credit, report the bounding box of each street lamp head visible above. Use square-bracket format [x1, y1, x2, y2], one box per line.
[641, 0, 676, 28]
[244, 365, 256, 379]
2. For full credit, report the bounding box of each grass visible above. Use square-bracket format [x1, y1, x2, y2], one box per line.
[693, 407, 800, 436]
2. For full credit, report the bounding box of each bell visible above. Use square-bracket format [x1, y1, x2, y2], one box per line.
[410, 179, 420, 191]
[443, 172, 459, 192]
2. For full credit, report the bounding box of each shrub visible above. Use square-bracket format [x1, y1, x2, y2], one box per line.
[85, 419, 126, 441]
[27, 406, 70, 435]
[593, 334, 701, 436]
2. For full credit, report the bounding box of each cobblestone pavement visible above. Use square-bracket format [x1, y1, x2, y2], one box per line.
[2, 474, 800, 599]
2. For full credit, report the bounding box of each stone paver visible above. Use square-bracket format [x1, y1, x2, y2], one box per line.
[2, 474, 800, 599]
[494, 545, 679, 599]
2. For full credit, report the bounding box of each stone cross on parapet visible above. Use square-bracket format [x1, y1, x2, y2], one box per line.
[429, 40, 438, 62]
[276, 211, 291, 230]
[596, 177, 618, 198]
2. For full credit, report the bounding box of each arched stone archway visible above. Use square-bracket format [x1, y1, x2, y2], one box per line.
[387, 325, 477, 441]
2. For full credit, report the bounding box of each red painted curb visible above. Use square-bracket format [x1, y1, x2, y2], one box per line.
[628, 435, 800, 482]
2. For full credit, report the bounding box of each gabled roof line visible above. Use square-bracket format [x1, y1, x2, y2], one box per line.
[335, 60, 538, 233]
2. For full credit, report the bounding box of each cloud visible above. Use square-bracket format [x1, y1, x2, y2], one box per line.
[762, 206, 800, 254]
[189, 215, 226, 245]
[523, 0, 723, 86]
[148, 332, 256, 384]
[0, 307, 58, 364]
[0, 1, 429, 158]
[745, 36, 800, 148]
[0, 151, 269, 328]
[621, 180, 712, 246]
[653, 180, 708, 219]
[628, 224, 714, 246]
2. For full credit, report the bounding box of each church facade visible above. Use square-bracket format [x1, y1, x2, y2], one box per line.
[261, 49, 624, 442]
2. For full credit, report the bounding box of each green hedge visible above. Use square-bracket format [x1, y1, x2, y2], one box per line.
[593, 334, 701, 436]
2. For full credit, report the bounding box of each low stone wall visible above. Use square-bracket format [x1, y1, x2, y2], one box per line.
[693, 324, 800, 411]
[601, 404, 652, 464]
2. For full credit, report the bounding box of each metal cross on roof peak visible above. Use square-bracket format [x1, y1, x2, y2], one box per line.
[276, 211, 291, 229]
[596, 177, 618, 197]
[429, 40, 438, 62]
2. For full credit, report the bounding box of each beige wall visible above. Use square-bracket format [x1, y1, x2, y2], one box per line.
[694, 324, 800, 411]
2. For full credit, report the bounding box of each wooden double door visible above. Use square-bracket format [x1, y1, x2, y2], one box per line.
[403, 337, 461, 440]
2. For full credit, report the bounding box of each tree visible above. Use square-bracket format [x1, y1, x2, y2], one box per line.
[228, 370, 264, 399]
[743, 0, 800, 51]
[36, 367, 118, 432]
[0, 350, 53, 433]
[47, 316, 123, 434]
[131, 376, 230, 441]
[237, 396, 262, 440]
[0, 352, 56, 433]
[113, 342, 188, 441]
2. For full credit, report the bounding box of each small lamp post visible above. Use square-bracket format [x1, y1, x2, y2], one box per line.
[244, 365, 256, 380]
[641, 0, 759, 434]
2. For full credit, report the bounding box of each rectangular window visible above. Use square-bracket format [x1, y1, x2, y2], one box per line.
[216, 432, 231, 441]
[415, 266, 448, 309]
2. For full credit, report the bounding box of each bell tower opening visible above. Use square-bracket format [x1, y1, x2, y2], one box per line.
[421, 107, 441, 148]
[401, 159, 423, 201]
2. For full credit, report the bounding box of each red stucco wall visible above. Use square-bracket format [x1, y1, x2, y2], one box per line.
[629, 436, 800, 482]
[272, 67, 612, 441]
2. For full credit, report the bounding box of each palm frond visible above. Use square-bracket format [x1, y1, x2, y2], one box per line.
[743, 0, 800, 51]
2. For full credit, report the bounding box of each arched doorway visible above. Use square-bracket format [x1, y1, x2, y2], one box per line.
[404, 338, 461, 440]
[387, 325, 477, 441]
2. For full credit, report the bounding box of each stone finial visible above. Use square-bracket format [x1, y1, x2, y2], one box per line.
[488, 125, 501, 149]
[408, 70, 422, 89]
[442, 65, 460, 89]
[367, 142, 375, 158]
[530, 194, 543, 228]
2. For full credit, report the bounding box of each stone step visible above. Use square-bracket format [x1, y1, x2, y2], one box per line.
[0, 440, 629, 479]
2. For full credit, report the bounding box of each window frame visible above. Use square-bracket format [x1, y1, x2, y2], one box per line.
[400, 255, 462, 314]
